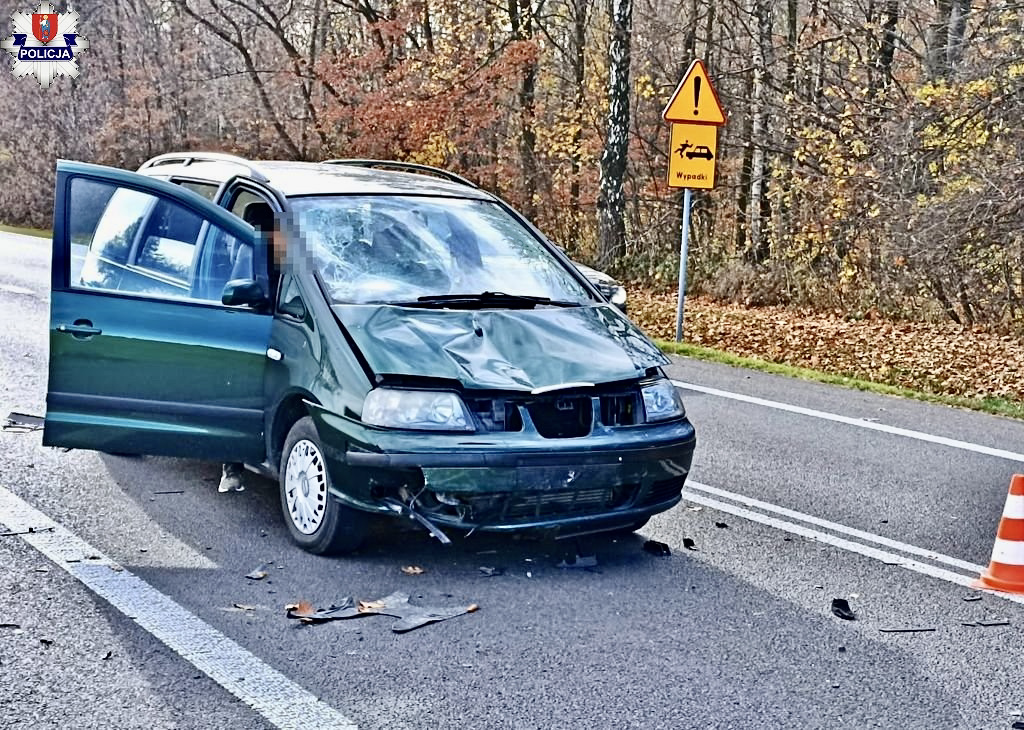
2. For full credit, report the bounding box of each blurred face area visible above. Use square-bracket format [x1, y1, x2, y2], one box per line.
[270, 225, 287, 270]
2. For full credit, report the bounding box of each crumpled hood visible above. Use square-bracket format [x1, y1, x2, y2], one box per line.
[333, 304, 668, 391]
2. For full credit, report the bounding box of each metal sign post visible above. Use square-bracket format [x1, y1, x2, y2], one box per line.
[675, 188, 692, 342]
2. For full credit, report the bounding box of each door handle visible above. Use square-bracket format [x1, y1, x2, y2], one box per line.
[57, 319, 102, 339]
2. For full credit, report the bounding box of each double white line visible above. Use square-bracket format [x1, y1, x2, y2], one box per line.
[681, 480, 1024, 606]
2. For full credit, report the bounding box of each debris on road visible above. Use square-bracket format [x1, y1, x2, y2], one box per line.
[153, 490, 185, 495]
[1, 527, 54, 537]
[830, 598, 856, 621]
[478, 566, 504, 577]
[401, 565, 425, 576]
[0, 623, 21, 630]
[878, 626, 936, 633]
[39, 638, 53, 647]
[685, 505, 703, 512]
[286, 591, 478, 633]
[962, 595, 983, 602]
[643, 540, 671, 557]
[246, 565, 269, 580]
[234, 603, 257, 611]
[102, 651, 113, 660]
[682, 538, 697, 551]
[2, 412, 43, 432]
[961, 619, 1010, 627]
[714, 521, 729, 529]
[557, 555, 598, 570]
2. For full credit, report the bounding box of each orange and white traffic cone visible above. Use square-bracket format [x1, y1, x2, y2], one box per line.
[977, 474, 1024, 594]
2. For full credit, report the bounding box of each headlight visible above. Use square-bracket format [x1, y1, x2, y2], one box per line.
[609, 285, 627, 307]
[641, 380, 685, 422]
[362, 389, 475, 431]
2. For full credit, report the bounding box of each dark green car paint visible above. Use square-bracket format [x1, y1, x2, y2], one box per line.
[46, 158, 696, 539]
[334, 303, 666, 390]
[45, 161, 272, 460]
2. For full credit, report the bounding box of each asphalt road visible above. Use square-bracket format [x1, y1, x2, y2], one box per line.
[2, 230, 1022, 729]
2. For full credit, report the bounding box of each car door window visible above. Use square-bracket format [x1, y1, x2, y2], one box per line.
[69, 176, 250, 304]
[173, 180, 219, 200]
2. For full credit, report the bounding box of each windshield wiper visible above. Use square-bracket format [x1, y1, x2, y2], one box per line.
[392, 291, 582, 308]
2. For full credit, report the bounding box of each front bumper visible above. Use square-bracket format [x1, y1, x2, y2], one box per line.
[309, 404, 696, 533]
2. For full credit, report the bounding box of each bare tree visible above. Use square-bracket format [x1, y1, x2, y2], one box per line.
[597, 0, 633, 266]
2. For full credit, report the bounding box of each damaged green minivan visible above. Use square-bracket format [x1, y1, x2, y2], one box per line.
[45, 155, 696, 554]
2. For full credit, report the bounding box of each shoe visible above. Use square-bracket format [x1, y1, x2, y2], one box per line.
[218, 464, 245, 493]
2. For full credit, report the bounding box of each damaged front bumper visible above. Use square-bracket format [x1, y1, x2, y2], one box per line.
[309, 404, 696, 535]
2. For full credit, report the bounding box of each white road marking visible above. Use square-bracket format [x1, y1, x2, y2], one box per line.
[671, 380, 1024, 464]
[687, 480, 986, 574]
[0, 283, 34, 295]
[0, 486, 358, 730]
[678, 484, 1024, 606]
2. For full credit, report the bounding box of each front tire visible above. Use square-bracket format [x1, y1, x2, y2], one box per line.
[279, 417, 367, 555]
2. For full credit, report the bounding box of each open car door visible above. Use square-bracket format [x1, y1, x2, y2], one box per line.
[44, 160, 272, 461]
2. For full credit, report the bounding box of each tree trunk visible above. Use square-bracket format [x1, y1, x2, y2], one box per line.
[946, 0, 970, 71]
[926, 0, 953, 78]
[508, 0, 539, 219]
[746, 0, 772, 264]
[597, 0, 633, 267]
[569, 0, 588, 224]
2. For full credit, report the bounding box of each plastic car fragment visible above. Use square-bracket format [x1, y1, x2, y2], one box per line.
[830, 598, 856, 621]
[2, 412, 43, 432]
[285, 591, 478, 633]
[557, 554, 598, 569]
[381, 497, 452, 545]
[642, 540, 671, 556]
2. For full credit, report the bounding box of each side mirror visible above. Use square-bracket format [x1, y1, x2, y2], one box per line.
[222, 279, 268, 307]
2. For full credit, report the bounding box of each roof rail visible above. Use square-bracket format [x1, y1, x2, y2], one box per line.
[138, 152, 269, 183]
[322, 159, 479, 189]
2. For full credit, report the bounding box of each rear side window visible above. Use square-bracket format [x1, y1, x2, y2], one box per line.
[67, 177, 249, 304]
[174, 180, 219, 200]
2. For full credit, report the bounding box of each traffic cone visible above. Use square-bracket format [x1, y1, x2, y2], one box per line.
[977, 474, 1024, 594]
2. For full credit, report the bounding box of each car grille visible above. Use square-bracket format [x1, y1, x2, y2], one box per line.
[465, 386, 640, 437]
[465, 483, 639, 523]
[638, 475, 685, 506]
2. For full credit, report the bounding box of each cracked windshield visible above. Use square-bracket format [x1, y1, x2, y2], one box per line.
[291, 196, 593, 305]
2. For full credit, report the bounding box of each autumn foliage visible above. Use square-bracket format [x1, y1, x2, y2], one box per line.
[0, 0, 1022, 332]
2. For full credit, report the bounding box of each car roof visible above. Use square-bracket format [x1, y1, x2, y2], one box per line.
[139, 157, 496, 201]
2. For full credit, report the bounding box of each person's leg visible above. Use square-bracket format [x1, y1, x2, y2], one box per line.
[218, 462, 246, 493]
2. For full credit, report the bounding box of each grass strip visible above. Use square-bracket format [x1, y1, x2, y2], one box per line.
[0, 223, 50, 238]
[656, 339, 1024, 421]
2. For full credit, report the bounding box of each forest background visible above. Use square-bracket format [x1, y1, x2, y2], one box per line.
[2, 0, 1023, 405]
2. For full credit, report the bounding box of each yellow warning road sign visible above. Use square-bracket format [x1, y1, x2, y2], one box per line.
[663, 59, 726, 126]
[667, 123, 717, 189]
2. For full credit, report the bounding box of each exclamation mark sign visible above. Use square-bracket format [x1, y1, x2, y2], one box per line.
[693, 77, 702, 116]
